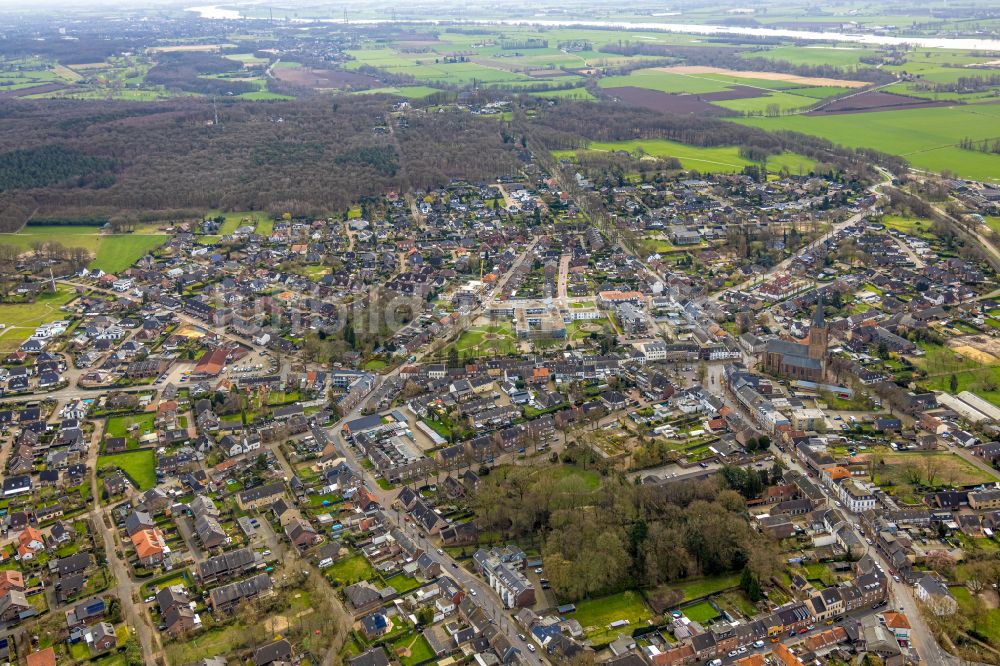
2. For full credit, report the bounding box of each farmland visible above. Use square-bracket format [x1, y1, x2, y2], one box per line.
[739, 104, 1000, 182]
[553, 139, 816, 175]
[0, 225, 169, 274]
[597, 66, 861, 116]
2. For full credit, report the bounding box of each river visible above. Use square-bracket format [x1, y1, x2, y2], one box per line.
[184, 5, 1000, 51]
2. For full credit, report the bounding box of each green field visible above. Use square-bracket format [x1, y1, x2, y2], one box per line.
[682, 600, 719, 623]
[105, 413, 156, 449]
[391, 631, 434, 666]
[208, 210, 262, 235]
[739, 104, 1000, 182]
[446, 322, 517, 357]
[570, 590, 653, 645]
[97, 450, 157, 490]
[354, 85, 444, 99]
[912, 341, 1000, 407]
[553, 139, 816, 175]
[90, 234, 168, 273]
[326, 554, 376, 585]
[0, 287, 76, 352]
[713, 90, 822, 115]
[745, 46, 877, 67]
[528, 87, 596, 100]
[0, 225, 167, 274]
[664, 573, 742, 602]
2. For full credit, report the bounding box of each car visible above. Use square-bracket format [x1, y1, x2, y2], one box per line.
[866, 538, 873, 545]
[728, 651, 739, 658]
[835, 501, 843, 508]
[527, 645, 536, 653]
[144, 596, 155, 603]
[737, 646, 748, 654]
[451, 562, 458, 568]
[893, 575, 901, 582]
[470, 589, 477, 596]
[534, 567, 543, 574]
[834, 415, 842, 420]
[437, 549, 444, 555]
[806, 625, 814, 631]
[753, 641, 765, 648]
[518, 634, 526, 641]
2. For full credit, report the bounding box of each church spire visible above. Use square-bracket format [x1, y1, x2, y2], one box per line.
[813, 291, 825, 329]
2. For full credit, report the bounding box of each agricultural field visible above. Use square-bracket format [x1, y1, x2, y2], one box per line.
[0, 224, 168, 274]
[553, 139, 816, 175]
[598, 66, 861, 116]
[354, 85, 444, 99]
[0, 287, 76, 352]
[97, 450, 157, 490]
[739, 103, 1000, 182]
[90, 234, 169, 273]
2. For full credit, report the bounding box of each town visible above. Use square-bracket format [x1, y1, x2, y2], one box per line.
[3, 120, 1000, 666]
[1, 4, 1000, 666]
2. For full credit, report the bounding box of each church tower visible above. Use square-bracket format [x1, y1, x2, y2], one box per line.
[808, 293, 828, 361]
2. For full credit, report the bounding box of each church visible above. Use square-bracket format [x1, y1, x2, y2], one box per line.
[762, 296, 828, 382]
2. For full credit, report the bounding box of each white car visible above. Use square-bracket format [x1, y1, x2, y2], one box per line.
[527, 645, 536, 653]
[753, 641, 765, 648]
[728, 650, 739, 658]
[534, 568, 543, 574]
[470, 589, 477, 596]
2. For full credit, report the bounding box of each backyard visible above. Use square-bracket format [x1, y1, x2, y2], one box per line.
[569, 590, 654, 645]
[97, 450, 157, 490]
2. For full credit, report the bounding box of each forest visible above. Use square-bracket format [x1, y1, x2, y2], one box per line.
[0, 145, 117, 192]
[471, 459, 783, 604]
[145, 52, 260, 96]
[0, 97, 520, 232]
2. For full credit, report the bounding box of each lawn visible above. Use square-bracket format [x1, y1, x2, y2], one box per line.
[254, 217, 275, 236]
[570, 590, 653, 645]
[326, 553, 376, 586]
[954, 585, 1000, 644]
[207, 210, 262, 235]
[391, 632, 435, 666]
[682, 600, 719, 623]
[97, 450, 157, 490]
[105, 413, 156, 448]
[665, 573, 742, 602]
[553, 139, 815, 176]
[165, 623, 250, 665]
[0, 287, 76, 352]
[447, 322, 517, 358]
[739, 104, 1000, 183]
[548, 465, 602, 491]
[383, 573, 421, 594]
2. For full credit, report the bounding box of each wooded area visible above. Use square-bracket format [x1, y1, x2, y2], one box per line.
[472, 461, 782, 603]
[0, 97, 520, 231]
